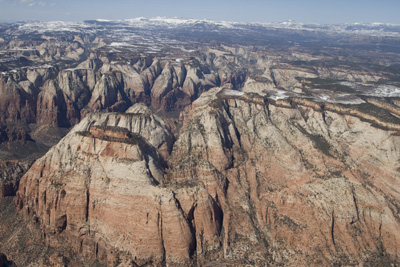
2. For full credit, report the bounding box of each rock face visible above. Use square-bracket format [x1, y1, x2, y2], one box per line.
[0, 51, 247, 131]
[16, 104, 219, 266]
[2, 40, 388, 133]
[0, 76, 37, 126]
[0, 160, 33, 198]
[0, 124, 31, 143]
[1, 32, 398, 151]
[167, 88, 400, 265]
[17, 89, 400, 266]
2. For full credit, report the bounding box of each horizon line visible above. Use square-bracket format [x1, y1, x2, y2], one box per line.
[1, 16, 400, 27]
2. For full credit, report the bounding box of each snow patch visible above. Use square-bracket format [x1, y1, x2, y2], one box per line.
[109, 42, 135, 47]
[315, 93, 365, 104]
[64, 68, 88, 72]
[340, 81, 400, 97]
[263, 89, 293, 100]
[220, 89, 245, 97]
[271, 90, 290, 100]
[33, 64, 53, 69]
[367, 85, 400, 97]
[123, 17, 239, 29]
[95, 19, 113, 22]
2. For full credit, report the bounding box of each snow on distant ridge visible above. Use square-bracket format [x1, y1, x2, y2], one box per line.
[12, 17, 400, 37]
[122, 17, 240, 29]
[109, 42, 135, 47]
[95, 19, 113, 22]
[17, 21, 90, 33]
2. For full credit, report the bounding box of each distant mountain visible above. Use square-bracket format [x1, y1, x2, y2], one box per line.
[9, 17, 400, 38]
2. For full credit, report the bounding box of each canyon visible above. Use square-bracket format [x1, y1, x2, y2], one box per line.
[0, 19, 399, 266]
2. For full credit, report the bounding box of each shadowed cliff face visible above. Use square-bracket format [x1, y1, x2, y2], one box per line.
[15, 88, 400, 266]
[0, 160, 33, 198]
[0, 52, 249, 131]
[1, 39, 396, 135]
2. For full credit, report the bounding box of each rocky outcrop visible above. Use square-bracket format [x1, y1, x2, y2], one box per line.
[76, 104, 175, 160]
[16, 104, 221, 266]
[0, 76, 37, 125]
[2, 37, 397, 136]
[290, 97, 400, 131]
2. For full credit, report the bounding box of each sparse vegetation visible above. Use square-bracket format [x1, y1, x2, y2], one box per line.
[303, 77, 355, 94]
[295, 124, 332, 157]
[355, 102, 400, 125]
[50, 181, 64, 188]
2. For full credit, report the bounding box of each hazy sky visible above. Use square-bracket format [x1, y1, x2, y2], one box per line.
[1, 0, 400, 24]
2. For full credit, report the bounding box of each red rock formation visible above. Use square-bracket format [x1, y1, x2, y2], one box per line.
[89, 125, 131, 140]
[0, 77, 36, 125]
[167, 88, 400, 265]
[16, 105, 221, 266]
[15, 88, 400, 266]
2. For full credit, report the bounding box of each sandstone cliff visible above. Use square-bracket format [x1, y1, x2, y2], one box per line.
[16, 89, 400, 266]
[0, 49, 248, 131]
[16, 104, 220, 266]
[167, 88, 400, 265]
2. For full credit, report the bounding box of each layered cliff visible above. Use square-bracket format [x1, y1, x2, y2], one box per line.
[167, 88, 400, 265]
[15, 89, 400, 266]
[16, 104, 221, 266]
[0, 49, 248, 132]
[1, 34, 398, 149]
